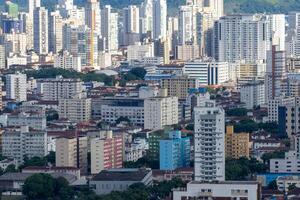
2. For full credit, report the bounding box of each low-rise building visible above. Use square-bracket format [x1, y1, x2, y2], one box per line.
[173, 181, 261, 200]
[252, 139, 283, 150]
[184, 61, 229, 85]
[152, 167, 193, 182]
[270, 151, 300, 173]
[90, 168, 153, 195]
[0, 172, 77, 192]
[22, 166, 81, 180]
[160, 76, 199, 100]
[277, 176, 300, 192]
[125, 138, 147, 162]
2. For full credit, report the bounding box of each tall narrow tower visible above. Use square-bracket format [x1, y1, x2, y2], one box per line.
[194, 100, 225, 181]
[85, 0, 100, 66]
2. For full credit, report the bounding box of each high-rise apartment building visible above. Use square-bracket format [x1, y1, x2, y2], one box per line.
[90, 131, 123, 174]
[101, 5, 119, 52]
[85, 0, 101, 66]
[5, 72, 27, 102]
[55, 136, 88, 174]
[27, 0, 41, 49]
[153, 0, 167, 39]
[2, 126, 47, 165]
[140, 0, 153, 35]
[265, 45, 287, 102]
[37, 76, 83, 101]
[194, 100, 225, 181]
[58, 98, 92, 123]
[0, 45, 5, 69]
[54, 51, 82, 72]
[49, 11, 63, 53]
[214, 14, 269, 63]
[63, 25, 98, 67]
[278, 97, 300, 138]
[144, 92, 178, 130]
[123, 6, 140, 34]
[240, 79, 265, 109]
[33, 7, 49, 54]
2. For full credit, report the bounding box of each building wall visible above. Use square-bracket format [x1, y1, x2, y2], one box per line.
[173, 182, 260, 200]
[2, 129, 47, 165]
[91, 135, 123, 174]
[6, 73, 27, 102]
[58, 98, 91, 122]
[194, 100, 225, 181]
[144, 96, 178, 130]
[225, 126, 249, 159]
[161, 76, 199, 100]
[55, 136, 88, 174]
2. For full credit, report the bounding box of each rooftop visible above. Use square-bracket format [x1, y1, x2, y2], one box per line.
[91, 168, 151, 182]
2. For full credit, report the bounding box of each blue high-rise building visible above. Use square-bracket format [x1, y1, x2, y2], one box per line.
[159, 131, 190, 170]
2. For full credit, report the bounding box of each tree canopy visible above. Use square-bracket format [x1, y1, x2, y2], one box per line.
[225, 157, 267, 180]
[23, 174, 74, 200]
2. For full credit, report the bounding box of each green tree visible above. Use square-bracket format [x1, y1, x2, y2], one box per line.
[129, 67, 147, 79]
[45, 151, 56, 165]
[54, 177, 74, 200]
[23, 174, 74, 200]
[268, 180, 277, 190]
[261, 151, 285, 165]
[288, 183, 297, 191]
[233, 119, 259, 133]
[23, 173, 55, 200]
[226, 108, 248, 116]
[225, 157, 267, 180]
[5, 164, 17, 173]
[116, 116, 131, 125]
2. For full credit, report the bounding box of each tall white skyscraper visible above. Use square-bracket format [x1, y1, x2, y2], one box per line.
[101, 5, 119, 52]
[33, 7, 49, 54]
[123, 5, 140, 34]
[178, 5, 193, 45]
[140, 0, 153, 35]
[49, 11, 64, 53]
[153, 0, 167, 39]
[214, 14, 269, 63]
[194, 100, 225, 182]
[6, 73, 27, 102]
[286, 12, 300, 57]
[28, 0, 41, 16]
[27, 0, 41, 49]
[269, 14, 286, 51]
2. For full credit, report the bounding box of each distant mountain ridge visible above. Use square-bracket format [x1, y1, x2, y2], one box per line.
[2, 0, 300, 14]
